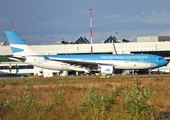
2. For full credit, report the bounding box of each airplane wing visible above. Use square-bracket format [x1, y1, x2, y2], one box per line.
[45, 56, 112, 66]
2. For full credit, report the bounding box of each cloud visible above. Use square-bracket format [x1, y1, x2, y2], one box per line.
[98, 10, 170, 27]
[159, 30, 170, 36]
[0, 18, 7, 22]
[99, 14, 121, 20]
[139, 11, 170, 25]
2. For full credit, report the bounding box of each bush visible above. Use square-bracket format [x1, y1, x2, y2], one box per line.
[124, 79, 154, 119]
[80, 85, 123, 119]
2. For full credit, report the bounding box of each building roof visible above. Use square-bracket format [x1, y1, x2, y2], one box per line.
[103, 36, 118, 43]
[74, 37, 90, 44]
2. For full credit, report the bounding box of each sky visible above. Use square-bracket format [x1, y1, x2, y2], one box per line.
[0, 0, 170, 45]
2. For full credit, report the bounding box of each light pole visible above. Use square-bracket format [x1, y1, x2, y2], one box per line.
[115, 32, 118, 40]
[74, 34, 77, 41]
[40, 35, 43, 45]
[50, 37, 53, 45]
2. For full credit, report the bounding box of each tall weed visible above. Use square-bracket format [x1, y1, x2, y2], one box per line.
[124, 79, 154, 119]
[80, 85, 123, 119]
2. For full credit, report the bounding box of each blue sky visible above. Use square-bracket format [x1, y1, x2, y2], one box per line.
[0, 0, 170, 45]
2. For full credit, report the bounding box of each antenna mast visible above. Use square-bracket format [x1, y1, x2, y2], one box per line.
[89, 7, 93, 54]
[11, 21, 14, 31]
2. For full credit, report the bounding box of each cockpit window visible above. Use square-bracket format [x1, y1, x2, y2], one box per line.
[159, 57, 163, 60]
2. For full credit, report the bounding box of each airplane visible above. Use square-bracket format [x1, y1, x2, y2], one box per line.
[5, 31, 169, 75]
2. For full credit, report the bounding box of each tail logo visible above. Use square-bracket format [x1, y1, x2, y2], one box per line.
[11, 47, 24, 53]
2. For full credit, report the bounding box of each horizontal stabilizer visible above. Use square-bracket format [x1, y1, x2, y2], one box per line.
[9, 56, 26, 62]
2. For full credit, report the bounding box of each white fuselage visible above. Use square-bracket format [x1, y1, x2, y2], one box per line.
[24, 56, 157, 71]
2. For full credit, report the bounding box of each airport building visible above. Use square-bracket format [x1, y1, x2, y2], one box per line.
[0, 35, 170, 77]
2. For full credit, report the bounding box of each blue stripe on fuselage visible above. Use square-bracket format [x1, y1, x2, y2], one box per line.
[11, 47, 24, 53]
[45, 54, 157, 62]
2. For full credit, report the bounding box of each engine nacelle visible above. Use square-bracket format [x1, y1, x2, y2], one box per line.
[100, 65, 114, 74]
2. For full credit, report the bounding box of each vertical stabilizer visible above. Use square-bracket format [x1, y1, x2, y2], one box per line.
[5, 31, 37, 56]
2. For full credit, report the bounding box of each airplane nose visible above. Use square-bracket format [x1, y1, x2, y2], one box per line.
[162, 59, 169, 67]
[164, 60, 169, 66]
[155, 59, 169, 68]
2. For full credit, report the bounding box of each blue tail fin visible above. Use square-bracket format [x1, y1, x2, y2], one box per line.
[5, 31, 36, 56]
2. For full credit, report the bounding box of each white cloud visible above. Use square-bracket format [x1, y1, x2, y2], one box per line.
[159, 30, 170, 36]
[0, 18, 7, 27]
[0, 18, 7, 22]
[99, 14, 121, 20]
[98, 10, 170, 26]
[139, 11, 170, 25]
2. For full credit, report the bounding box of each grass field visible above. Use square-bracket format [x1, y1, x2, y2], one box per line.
[0, 75, 170, 120]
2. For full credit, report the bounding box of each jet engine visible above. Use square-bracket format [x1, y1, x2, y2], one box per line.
[100, 65, 114, 74]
